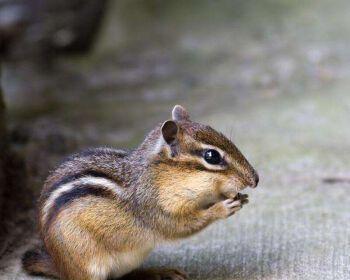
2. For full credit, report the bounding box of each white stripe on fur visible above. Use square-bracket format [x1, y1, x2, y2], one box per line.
[42, 176, 120, 225]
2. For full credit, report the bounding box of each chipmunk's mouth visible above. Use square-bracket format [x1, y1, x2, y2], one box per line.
[220, 180, 250, 200]
[221, 193, 249, 206]
[222, 190, 249, 201]
[221, 191, 239, 200]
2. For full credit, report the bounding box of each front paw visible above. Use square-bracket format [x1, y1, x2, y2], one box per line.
[234, 193, 249, 205]
[213, 193, 249, 218]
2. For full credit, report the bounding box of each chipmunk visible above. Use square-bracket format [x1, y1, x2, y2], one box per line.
[22, 105, 259, 280]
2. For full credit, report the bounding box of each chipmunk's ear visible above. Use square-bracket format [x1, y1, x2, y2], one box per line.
[172, 105, 190, 121]
[161, 120, 178, 145]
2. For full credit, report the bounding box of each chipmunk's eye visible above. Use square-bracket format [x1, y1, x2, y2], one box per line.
[204, 149, 222, 165]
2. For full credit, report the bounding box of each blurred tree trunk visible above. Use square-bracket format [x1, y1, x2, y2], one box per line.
[0, 69, 5, 217]
[1, 0, 108, 60]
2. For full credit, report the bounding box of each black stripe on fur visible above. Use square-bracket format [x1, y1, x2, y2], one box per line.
[42, 170, 115, 201]
[45, 185, 115, 229]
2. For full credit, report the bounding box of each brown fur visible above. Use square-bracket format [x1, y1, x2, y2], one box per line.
[22, 105, 258, 280]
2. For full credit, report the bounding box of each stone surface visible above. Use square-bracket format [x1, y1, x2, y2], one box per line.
[0, 0, 349, 279]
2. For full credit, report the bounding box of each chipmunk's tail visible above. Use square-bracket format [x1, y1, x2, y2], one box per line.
[22, 244, 58, 278]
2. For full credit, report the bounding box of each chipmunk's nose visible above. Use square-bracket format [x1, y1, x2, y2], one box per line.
[249, 171, 259, 188]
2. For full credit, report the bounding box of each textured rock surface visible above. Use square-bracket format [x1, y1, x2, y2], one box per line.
[0, 0, 349, 279]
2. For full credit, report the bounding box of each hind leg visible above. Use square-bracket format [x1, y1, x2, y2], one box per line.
[46, 227, 106, 280]
[47, 244, 106, 280]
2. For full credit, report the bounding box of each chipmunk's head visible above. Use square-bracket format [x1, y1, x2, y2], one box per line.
[148, 105, 258, 210]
